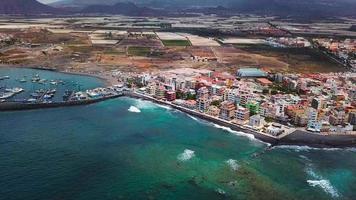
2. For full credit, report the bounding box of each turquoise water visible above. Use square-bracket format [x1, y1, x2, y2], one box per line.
[1, 69, 356, 200]
[0, 68, 103, 102]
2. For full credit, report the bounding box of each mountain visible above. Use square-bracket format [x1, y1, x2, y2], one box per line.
[51, 0, 120, 7]
[81, 2, 164, 16]
[228, 0, 356, 18]
[48, 0, 356, 18]
[0, 0, 62, 15]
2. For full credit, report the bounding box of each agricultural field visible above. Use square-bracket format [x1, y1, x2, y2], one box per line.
[234, 44, 347, 73]
[162, 40, 191, 46]
[128, 46, 151, 57]
[179, 33, 220, 47]
[119, 38, 162, 48]
[219, 38, 266, 45]
[156, 32, 187, 40]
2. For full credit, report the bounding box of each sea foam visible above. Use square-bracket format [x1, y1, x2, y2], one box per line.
[134, 99, 171, 110]
[307, 180, 339, 198]
[128, 106, 141, 113]
[305, 162, 339, 198]
[226, 159, 239, 171]
[272, 145, 348, 152]
[177, 149, 195, 161]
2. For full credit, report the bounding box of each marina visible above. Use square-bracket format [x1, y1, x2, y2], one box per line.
[0, 67, 104, 104]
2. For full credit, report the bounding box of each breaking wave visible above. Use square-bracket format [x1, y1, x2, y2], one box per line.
[307, 180, 339, 198]
[177, 149, 195, 161]
[128, 106, 141, 113]
[272, 145, 354, 152]
[134, 99, 172, 110]
[213, 124, 256, 140]
[226, 159, 239, 171]
[304, 159, 339, 198]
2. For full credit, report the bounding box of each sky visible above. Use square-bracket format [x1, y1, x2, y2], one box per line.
[38, 0, 60, 3]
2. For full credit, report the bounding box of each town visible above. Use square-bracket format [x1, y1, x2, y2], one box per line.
[113, 67, 356, 137]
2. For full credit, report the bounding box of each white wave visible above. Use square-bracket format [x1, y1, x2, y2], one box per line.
[188, 115, 199, 121]
[215, 188, 226, 195]
[213, 124, 255, 140]
[134, 100, 156, 109]
[305, 164, 339, 198]
[156, 104, 172, 110]
[187, 114, 208, 124]
[133, 99, 172, 111]
[177, 149, 195, 161]
[272, 145, 342, 152]
[226, 159, 239, 171]
[128, 106, 141, 113]
[307, 180, 339, 198]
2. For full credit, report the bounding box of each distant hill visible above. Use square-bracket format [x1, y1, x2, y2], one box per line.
[228, 0, 356, 18]
[81, 2, 164, 16]
[0, 0, 62, 15]
[51, 0, 356, 18]
[51, 0, 125, 8]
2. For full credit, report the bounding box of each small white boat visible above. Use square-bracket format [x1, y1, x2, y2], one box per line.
[5, 87, 24, 94]
[27, 98, 37, 103]
[49, 80, 58, 85]
[0, 92, 15, 99]
[0, 76, 10, 80]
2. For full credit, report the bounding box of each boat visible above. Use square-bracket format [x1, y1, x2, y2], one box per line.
[19, 78, 27, 83]
[63, 90, 73, 101]
[38, 79, 47, 84]
[86, 90, 100, 98]
[43, 94, 53, 99]
[47, 89, 56, 94]
[31, 74, 41, 82]
[35, 89, 45, 94]
[26, 98, 37, 103]
[49, 80, 58, 85]
[5, 87, 24, 94]
[30, 93, 41, 98]
[0, 92, 15, 99]
[0, 76, 10, 80]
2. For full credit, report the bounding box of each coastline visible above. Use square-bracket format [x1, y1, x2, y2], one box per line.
[1, 65, 356, 149]
[126, 91, 356, 149]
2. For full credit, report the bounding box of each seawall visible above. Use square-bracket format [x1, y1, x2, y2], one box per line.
[0, 94, 122, 111]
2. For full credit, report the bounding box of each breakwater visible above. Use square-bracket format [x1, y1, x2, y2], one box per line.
[0, 94, 123, 111]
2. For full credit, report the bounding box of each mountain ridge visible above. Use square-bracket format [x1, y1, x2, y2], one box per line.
[0, 0, 63, 15]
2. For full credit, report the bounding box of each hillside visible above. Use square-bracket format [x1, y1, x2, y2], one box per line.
[81, 2, 164, 16]
[0, 0, 61, 15]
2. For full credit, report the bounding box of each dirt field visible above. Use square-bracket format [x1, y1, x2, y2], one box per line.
[234, 44, 347, 73]
[0, 28, 347, 75]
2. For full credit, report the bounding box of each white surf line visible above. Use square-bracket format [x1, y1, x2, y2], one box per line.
[302, 156, 340, 198]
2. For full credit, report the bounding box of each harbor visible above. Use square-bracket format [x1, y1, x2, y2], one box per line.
[0, 67, 115, 110]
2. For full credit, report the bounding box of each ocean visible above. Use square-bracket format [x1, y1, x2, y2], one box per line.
[0, 68, 356, 200]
